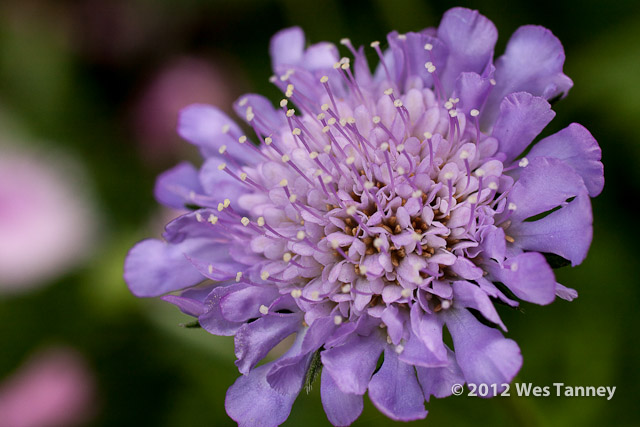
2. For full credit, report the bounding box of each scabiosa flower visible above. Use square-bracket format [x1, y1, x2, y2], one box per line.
[125, 7, 603, 426]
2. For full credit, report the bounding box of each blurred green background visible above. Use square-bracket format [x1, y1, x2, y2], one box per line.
[0, 0, 638, 426]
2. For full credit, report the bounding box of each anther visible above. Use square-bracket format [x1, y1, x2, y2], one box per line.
[291, 289, 302, 298]
[208, 214, 218, 225]
[333, 315, 343, 325]
[218, 145, 227, 154]
[470, 109, 480, 117]
[236, 272, 242, 282]
[259, 305, 269, 315]
[260, 271, 270, 280]
[238, 135, 247, 144]
[518, 158, 529, 168]
[296, 231, 306, 240]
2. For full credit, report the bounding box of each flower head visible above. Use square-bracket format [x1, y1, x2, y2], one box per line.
[125, 7, 603, 425]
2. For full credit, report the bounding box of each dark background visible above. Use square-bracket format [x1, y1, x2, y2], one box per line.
[0, 0, 638, 425]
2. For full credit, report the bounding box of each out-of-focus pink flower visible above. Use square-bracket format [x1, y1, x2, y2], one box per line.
[0, 148, 96, 292]
[132, 56, 244, 164]
[0, 347, 96, 427]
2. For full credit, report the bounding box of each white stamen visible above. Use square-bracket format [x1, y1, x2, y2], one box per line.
[286, 109, 295, 117]
[333, 315, 343, 325]
[241, 217, 250, 226]
[208, 214, 218, 225]
[519, 157, 529, 168]
[296, 231, 306, 240]
[443, 172, 454, 180]
[317, 112, 325, 121]
[218, 145, 227, 154]
[292, 128, 301, 136]
[441, 300, 451, 309]
[322, 175, 333, 184]
[412, 190, 423, 198]
[238, 97, 248, 106]
[259, 305, 269, 315]
[372, 116, 381, 124]
[321, 103, 330, 111]
[423, 132, 433, 139]
[346, 156, 355, 165]
[239, 172, 248, 181]
[467, 194, 478, 204]
[359, 265, 368, 275]
[285, 84, 294, 98]
[323, 144, 332, 153]
[289, 194, 297, 203]
[257, 217, 265, 227]
[238, 135, 247, 144]
[510, 262, 519, 272]
[380, 142, 389, 151]
[291, 289, 302, 298]
[397, 166, 405, 175]
[384, 88, 394, 96]
[236, 272, 242, 282]
[280, 99, 288, 107]
[221, 124, 230, 134]
[488, 182, 499, 190]
[217, 163, 226, 171]
[283, 252, 292, 262]
[449, 109, 458, 118]
[475, 168, 485, 177]
[424, 43, 433, 51]
[327, 117, 337, 125]
[401, 288, 412, 298]
[260, 271, 270, 280]
[412, 232, 422, 241]
[370, 41, 380, 47]
[395, 344, 405, 354]
[264, 136, 272, 145]
[508, 202, 517, 211]
[281, 154, 290, 163]
[309, 151, 318, 159]
[373, 237, 384, 248]
[208, 265, 213, 274]
[340, 38, 350, 46]
[396, 144, 405, 152]
[195, 212, 203, 222]
[217, 203, 224, 211]
[393, 99, 403, 108]
[341, 284, 351, 293]
[364, 181, 374, 190]
[470, 109, 480, 117]
[459, 150, 470, 160]
[224, 199, 230, 208]
[346, 205, 357, 216]
[444, 101, 453, 110]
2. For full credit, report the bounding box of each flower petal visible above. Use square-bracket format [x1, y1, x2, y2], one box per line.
[321, 331, 384, 395]
[225, 363, 298, 427]
[415, 346, 465, 402]
[451, 281, 506, 330]
[487, 253, 556, 305]
[368, 347, 428, 421]
[443, 308, 522, 396]
[437, 7, 497, 94]
[124, 239, 203, 297]
[178, 104, 260, 163]
[486, 25, 573, 123]
[492, 92, 555, 163]
[527, 123, 604, 196]
[320, 370, 364, 427]
[508, 157, 593, 265]
[235, 313, 303, 375]
[270, 27, 305, 70]
[154, 161, 203, 210]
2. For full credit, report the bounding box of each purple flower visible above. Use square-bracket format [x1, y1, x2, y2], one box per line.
[125, 7, 603, 426]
